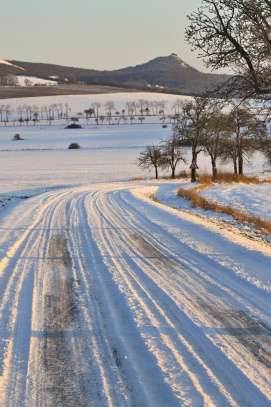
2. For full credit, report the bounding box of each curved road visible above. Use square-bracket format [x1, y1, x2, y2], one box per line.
[0, 183, 270, 406]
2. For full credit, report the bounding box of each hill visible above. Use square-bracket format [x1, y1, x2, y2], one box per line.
[0, 54, 231, 96]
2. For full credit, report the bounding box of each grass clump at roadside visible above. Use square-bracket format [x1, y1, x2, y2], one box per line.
[198, 172, 261, 185]
[177, 172, 271, 235]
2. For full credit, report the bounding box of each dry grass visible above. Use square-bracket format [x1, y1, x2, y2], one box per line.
[178, 179, 271, 234]
[177, 170, 190, 179]
[159, 170, 190, 180]
[198, 172, 261, 185]
[130, 177, 147, 181]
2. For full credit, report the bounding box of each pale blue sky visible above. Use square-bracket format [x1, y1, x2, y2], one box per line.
[1, 0, 213, 72]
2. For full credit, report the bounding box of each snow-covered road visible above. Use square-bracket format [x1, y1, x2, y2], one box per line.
[0, 182, 271, 406]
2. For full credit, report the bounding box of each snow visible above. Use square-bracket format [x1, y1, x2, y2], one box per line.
[0, 60, 25, 70]
[0, 59, 14, 66]
[199, 183, 271, 221]
[16, 76, 58, 86]
[0, 92, 271, 406]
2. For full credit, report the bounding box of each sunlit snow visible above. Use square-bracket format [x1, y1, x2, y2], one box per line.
[0, 92, 270, 406]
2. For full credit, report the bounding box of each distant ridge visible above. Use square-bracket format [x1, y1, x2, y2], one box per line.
[1, 54, 231, 96]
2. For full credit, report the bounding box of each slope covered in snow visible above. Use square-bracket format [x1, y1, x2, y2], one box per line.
[0, 59, 25, 70]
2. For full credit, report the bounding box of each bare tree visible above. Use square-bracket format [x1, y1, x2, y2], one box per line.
[203, 109, 230, 179]
[138, 99, 148, 115]
[160, 135, 186, 179]
[137, 145, 164, 179]
[56, 103, 64, 119]
[24, 78, 33, 87]
[32, 111, 39, 125]
[171, 99, 183, 115]
[150, 101, 161, 116]
[4, 104, 12, 122]
[0, 104, 5, 121]
[48, 104, 56, 120]
[126, 102, 134, 117]
[105, 100, 116, 117]
[17, 105, 24, 122]
[64, 103, 71, 118]
[220, 102, 267, 174]
[186, 0, 271, 100]
[91, 102, 101, 118]
[159, 100, 167, 116]
[131, 101, 139, 116]
[174, 96, 214, 181]
[32, 105, 39, 120]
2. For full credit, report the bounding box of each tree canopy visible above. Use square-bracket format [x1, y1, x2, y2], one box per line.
[185, 0, 271, 100]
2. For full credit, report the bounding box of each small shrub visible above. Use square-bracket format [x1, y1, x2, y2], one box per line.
[65, 123, 82, 129]
[68, 142, 81, 149]
[13, 133, 24, 141]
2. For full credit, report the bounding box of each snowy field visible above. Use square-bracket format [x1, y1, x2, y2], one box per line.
[0, 92, 271, 406]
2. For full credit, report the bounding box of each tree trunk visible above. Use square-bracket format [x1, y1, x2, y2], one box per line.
[233, 158, 238, 174]
[238, 154, 243, 175]
[191, 168, 197, 182]
[191, 151, 198, 182]
[155, 166, 158, 180]
[211, 157, 218, 181]
[212, 166, 218, 181]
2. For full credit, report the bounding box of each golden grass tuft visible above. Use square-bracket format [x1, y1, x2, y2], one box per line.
[197, 172, 261, 185]
[178, 180, 271, 234]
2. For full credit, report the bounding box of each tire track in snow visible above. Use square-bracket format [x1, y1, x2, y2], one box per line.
[26, 192, 95, 406]
[0, 190, 71, 406]
[87, 186, 271, 406]
[0, 189, 94, 406]
[0, 183, 271, 406]
[67, 189, 179, 406]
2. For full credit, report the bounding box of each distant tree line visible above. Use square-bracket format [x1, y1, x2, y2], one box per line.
[0, 102, 72, 125]
[0, 98, 192, 126]
[138, 96, 271, 180]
